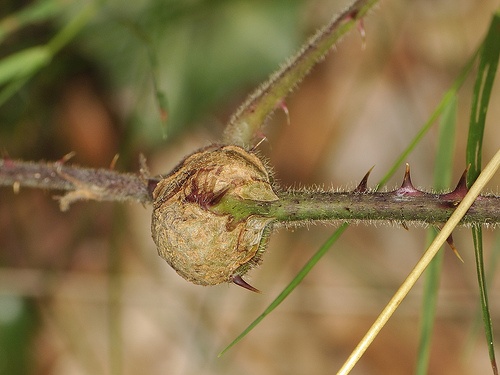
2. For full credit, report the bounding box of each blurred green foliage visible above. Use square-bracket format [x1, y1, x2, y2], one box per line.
[1, 0, 304, 150]
[0, 296, 38, 375]
[0, 1, 304, 373]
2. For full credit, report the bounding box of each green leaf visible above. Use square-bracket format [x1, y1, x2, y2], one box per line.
[416, 94, 457, 375]
[466, 9, 500, 375]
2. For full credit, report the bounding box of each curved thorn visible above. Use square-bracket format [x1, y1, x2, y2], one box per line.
[453, 167, 469, 194]
[110, 154, 120, 170]
[278, 99, 290, 126]
[233, 275, 261, 293]
[440, 167, 470, 201]
[354, 166, 374, 193]
[357, 18, 366, 50]
[346, 10, 366, 49]
[57, 151, 76, 165]
[445, 233, 464, 263]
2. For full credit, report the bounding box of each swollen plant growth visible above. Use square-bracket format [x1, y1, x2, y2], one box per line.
[1, 0, 500, 373]
[2, 144, 498, 290]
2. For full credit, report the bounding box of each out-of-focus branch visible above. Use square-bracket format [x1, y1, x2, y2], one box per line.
[0, 158, 156, 210]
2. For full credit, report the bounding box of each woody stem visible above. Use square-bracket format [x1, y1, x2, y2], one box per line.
[2, 158, 499, 226]
[0, 158, 154, 206]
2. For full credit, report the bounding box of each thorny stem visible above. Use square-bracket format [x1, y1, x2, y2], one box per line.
[223, 0, 379, 146]
[0, 158, 154, 210]
[336, 148, 500, 375]
[213, 167, 500, 227]
[2, 158, 499, 226]
[265, 191, 498, 226]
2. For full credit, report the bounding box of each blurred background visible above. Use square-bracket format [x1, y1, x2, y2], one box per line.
[1, 0, 500, 374]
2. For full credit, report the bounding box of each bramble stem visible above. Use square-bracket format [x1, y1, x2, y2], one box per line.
[0, 158, 153, 210]
[2, 158, 499, 225]
[213, 190, 500, 227]
[223, 0, 379, 146]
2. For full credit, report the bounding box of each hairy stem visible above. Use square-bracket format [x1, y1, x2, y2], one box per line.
[0, 158, 154, 210]
[213, 167, 500, 226]
[2, 158, 499, 226]
[276, 191, 498, 226]
[215, 190, 500, 227]
[223, 0, 379, 146]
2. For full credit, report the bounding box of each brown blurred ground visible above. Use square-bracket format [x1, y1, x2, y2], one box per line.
[1, 0, 500, 374]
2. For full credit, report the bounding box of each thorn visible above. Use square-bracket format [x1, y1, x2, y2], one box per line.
[454, 167, 469, 194]
[395, 163, 423, 196]
[401, 164, 413, 188]
[345, 10, 366, 50]
[110, 154, 119, 170]
[439, 168, 469, 205]
[278, 99, 290, 125]
[232, 275, 261, 293]
[441, 167, 469, 202]
[357, 18, 366, 50]
[354, 166, 374, 193]
[445, 233, 464, 263]
[347, 9, 359, 21]
[57, 151, 76, 165]
[458, 165, 470, 189]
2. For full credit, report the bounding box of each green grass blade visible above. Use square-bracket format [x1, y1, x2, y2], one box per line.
[0, 46, 52, 86]
[220, 16, 483, 358]
[0, 3, 96, 106]
[218, 223, 349, 357]
[0, 76, 32, 107]
[415, 94, 457, 375]
[45, 3, 96, 55]
[0, 0, 62, 44]
[338, 150, 500, 375]
[466, 9, 500, 375]
[467, 233, 500, 354]
[466, 10, 500, 185]
[377, 49, 477, 188]
[115, 18, 169, 138]
[472, 227, 497, 374]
